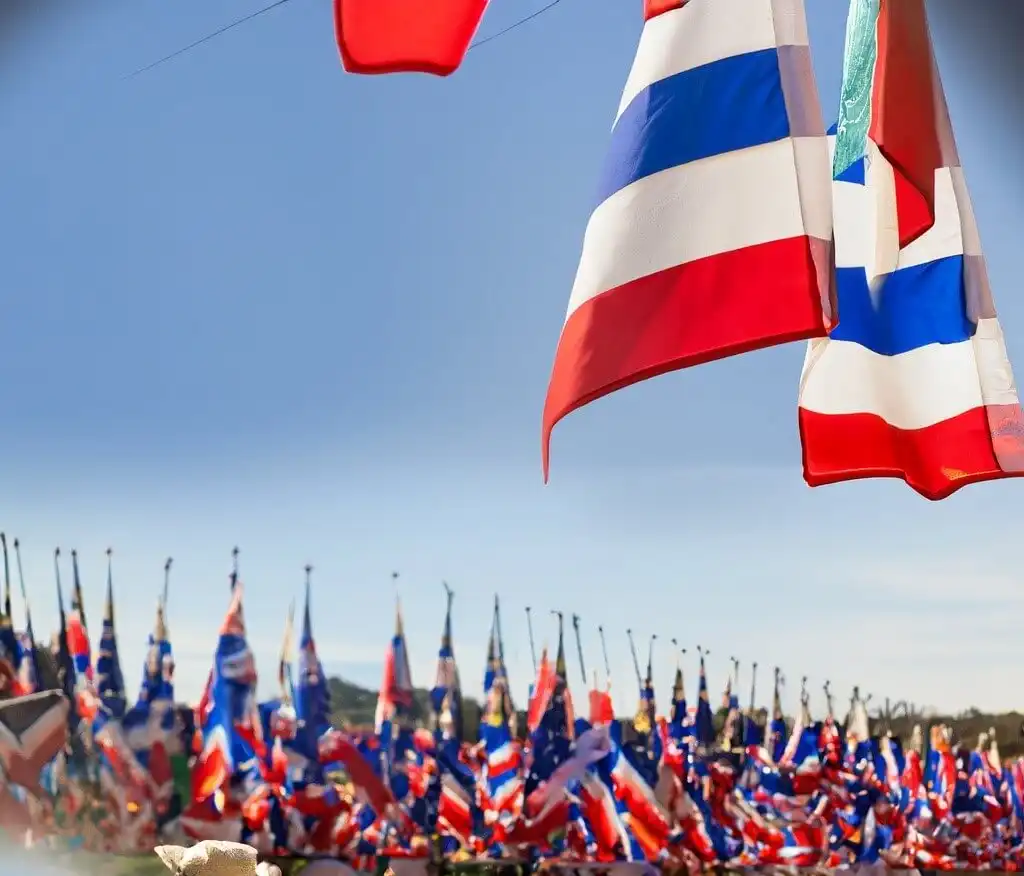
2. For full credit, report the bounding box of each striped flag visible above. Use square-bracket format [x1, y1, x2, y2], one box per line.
[542, 0, 833, 478]
[798, 0, 1024, 500]
[832, 0, 945, 288]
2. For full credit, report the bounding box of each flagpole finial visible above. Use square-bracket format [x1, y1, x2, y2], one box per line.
[442, 580, 452, 598]
[0, 533, 5, 547]
[165, 557, 172, 572]
[305, 564, 313, 575]
[106, 547, 112, 557]
[12, 539, 17, 549]
[54, 547, 60, 558]
[71, 549, 77, 559]
[232, 546, 239, 559]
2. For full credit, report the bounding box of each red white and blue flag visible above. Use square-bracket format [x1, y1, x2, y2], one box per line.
[543, 0, 833, 477]
[799, 0, 1024, 499]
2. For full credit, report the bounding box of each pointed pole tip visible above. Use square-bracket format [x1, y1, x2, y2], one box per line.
[232, 546, 239, 557]
[71, 549, 77, 558]
[305, 564, 313, 575]
[165, 557, 172, 570]
[106, 547, 112, 557]
[54, 547, 60, 558]
[12, 538, 18, 548]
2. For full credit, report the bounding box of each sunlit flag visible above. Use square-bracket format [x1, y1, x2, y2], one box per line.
[542, 0, 833, 477]
[798, 0, 1024, 499]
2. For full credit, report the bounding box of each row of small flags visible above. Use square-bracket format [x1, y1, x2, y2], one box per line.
[1, 546, 1023, 869]
[337, 0, 1024, 501]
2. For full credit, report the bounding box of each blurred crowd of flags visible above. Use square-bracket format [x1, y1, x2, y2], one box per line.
[2, 544, 1024, 870]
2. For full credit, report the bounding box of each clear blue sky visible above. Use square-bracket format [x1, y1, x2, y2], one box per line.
[1, 0, 1021, 718]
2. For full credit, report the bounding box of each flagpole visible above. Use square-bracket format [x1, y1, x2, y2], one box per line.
[13, 539, 40, 686]
[162, 557, 173, 612]
[598, 626, 612, 686]
[493, 595, 505, 665]
[13, 539, 31, 641]
[626, 629, 642, 688]
[230, 547, 240, 590]
[749, 661, 758, 712]
[525, 606, 537, 675]
[0, 533, 11, 620]
[571, 614, 587, 686]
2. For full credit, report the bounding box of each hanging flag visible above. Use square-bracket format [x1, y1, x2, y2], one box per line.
[334, 0, 488, 77]
[430, 584, 463, 744]
[67, 550, 93, 685]
[831, 0, 944, 287]
[95, 551, 126, 720]
[374, 602, 415, 734]
[799, 0, 1024, 500]
[296, 569, 330, 743]
[542, 0, 833, 478]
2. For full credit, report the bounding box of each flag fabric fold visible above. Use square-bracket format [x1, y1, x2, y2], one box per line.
[334, 0, 488, 77]
[799, 0, 1024, 500]
[542, 0, 833, 478]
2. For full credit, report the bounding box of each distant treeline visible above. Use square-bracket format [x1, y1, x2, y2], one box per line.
[326, 677, 1024, 757]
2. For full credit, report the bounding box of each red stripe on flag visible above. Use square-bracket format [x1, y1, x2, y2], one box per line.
[334, 0, 488, 77]
[870, 0, 944, 249]
[645, 0, 687, 21]
[799, 406, 1024, 501]
[542, 236, 828, 478]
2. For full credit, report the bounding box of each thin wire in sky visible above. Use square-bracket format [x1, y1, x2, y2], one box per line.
[127, 0, 568, 79]
[468, 0, 566, 52]
[126, 0, 296, 78]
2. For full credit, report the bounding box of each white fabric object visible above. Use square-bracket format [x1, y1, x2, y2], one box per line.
[155, 841, 259, 876]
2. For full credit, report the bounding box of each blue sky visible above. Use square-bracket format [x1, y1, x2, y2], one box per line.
[1, 0, 1021, 718]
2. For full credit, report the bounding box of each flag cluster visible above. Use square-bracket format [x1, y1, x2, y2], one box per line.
[2, 577, 1024, 871]
[544, 0, 1022, 500]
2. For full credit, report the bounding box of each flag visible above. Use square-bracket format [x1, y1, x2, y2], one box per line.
[430, 586, 462, 744]
[95, 553, 126, 719]
[192, 584, 260, 803]
[0, 690, 69, 794]
[334, 0, 488, 77]
[831, 0, 944, 286]
[374, 602, 415, 733]
[68, 550, 93, 683]
[542, 0, 833, 478]
[799, 0, 1024, 500]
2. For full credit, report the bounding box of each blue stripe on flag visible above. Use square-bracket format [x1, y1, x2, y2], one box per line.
[836, 158, 865, 185]
[596, 49, 790, 205]
[829, 257, 975, 355]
